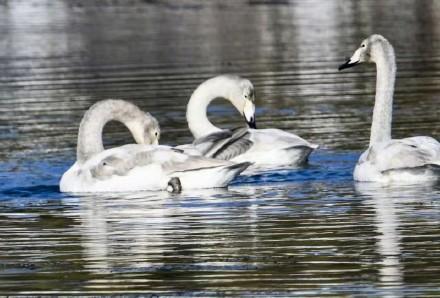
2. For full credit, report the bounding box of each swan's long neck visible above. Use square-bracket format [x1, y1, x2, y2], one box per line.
[76, 100, 145, 164]
[370, 43, 396, 145]
[186, 79, 235, 139]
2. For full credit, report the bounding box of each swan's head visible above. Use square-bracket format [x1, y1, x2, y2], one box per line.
[339, 34, 393, 70]
[129, 112, 160, 145]
[226, 76, 256, 129]
[142, 113, 161, 145]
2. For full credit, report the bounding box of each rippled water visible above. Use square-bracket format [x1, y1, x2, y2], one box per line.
[1, 0, 440, 296]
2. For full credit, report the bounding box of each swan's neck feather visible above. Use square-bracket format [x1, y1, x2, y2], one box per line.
[370, 43, 396, 145]
[77, 100, 144, 163]
[186, 78, 236, 139]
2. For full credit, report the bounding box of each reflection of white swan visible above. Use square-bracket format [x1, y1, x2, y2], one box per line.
[69, 192, 172, 274]
[356, 183, 404, 297]
[60, 99, 250, 192]
[339, 35, 440, 184]
[180, 75, 318, 168]
[65, 188, 257, 275]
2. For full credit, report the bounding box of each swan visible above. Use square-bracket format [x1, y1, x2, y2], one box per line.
[339, 34, 440, 184]
[60, 99, 250, 193]
[178, 75, 318, 168]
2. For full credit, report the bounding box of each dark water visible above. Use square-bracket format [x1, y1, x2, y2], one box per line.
[1, 0, 440, 296]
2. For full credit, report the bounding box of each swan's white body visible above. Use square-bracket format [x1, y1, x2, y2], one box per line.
[60, 144, 250, 192]
[60, 99, 249, 193]
[182, 75, 318, 168]
[340, 35, 440, 184]
[354, 137, 440, 183]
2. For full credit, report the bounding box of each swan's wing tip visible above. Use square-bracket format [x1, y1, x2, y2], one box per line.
[229, 161, 253, 170]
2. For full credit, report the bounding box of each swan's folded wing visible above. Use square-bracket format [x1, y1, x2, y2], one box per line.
[208, 127, 253, 160]
[369, 137, 440, 173]
[159, 150, 236, 173]
[192, 130, 234, 155]
[90, 146, 155, 180]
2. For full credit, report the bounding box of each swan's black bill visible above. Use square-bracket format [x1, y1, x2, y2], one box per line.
[246, 116, 257, 129]
[338, 59, 359, 71]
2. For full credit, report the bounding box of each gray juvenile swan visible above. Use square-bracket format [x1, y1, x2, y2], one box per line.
[339, 34, 440, 184]
[179, 75, 318, 169]
[60, 99, 250, 192]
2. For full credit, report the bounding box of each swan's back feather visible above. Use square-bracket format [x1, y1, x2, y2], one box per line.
[361, 137, 440, 173]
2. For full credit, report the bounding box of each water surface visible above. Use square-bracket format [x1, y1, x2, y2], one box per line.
[0, 0, 439, 296]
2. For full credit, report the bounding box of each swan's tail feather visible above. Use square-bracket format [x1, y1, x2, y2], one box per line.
[172, 162, 251, 189]
[283, 145, 315, 166]
[224, 161, 252, 174]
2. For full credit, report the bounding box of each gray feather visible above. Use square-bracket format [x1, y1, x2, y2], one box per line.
[192, 127, 253, 160]
[282, 145, 314, 165]
[90, 150, 154, 180]
[208, 127, 253, 160]
[192, 130, 234, 155]
[382, 164, 440, 178]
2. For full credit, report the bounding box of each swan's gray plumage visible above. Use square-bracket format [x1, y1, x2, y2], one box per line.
[90, 146, 154, 180]
[359, 137, 440, 173]
[382, 164, 440, 178]
[77, 99, 160, 164]
[192, 127, 254, 160]
[192, 130, 235, 155]
[211, 129, 253, 160]
[282, 145, 314, 165]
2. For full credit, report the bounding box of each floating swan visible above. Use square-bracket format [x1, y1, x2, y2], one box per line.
[339, 34, 440, 184]
[60, 99, 250, 193]
[179, 75, 318, 168]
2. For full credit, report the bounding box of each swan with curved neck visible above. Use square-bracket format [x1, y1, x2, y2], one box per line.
[60, 99, 250, 192]
[339, 34, 440, 183]
[182, 75, 318, 168]
[187, 74, 256, 138]
[76, 99, 160, 163]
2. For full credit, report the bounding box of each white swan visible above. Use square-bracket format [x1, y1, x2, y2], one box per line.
[60, 99, 250, 193]
[179, 75, 318, 168]
[339, 34, 440, 184]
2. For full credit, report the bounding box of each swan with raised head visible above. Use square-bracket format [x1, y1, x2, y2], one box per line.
[339, 34, 440, 184]
[60, 99, 250, 193]
[179, 75, 318, 168]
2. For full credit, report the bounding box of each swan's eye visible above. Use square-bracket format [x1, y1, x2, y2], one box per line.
[155, 132, 158, 137]
[361, 44, 366, 48]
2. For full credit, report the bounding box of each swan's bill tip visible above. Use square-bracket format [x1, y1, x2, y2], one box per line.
[338, 59, 359, 71]
[245, 116, 257, 129]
